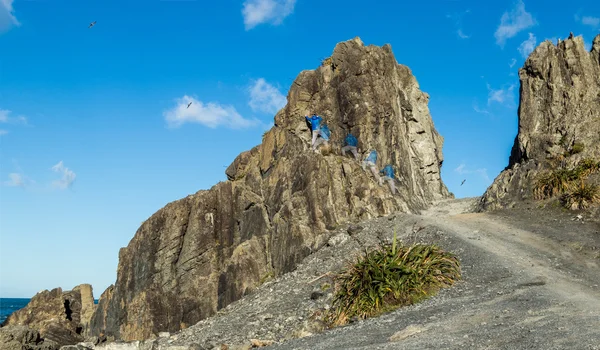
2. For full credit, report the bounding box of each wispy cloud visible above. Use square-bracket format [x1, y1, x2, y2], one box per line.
[487, 83, 516, 107]
[51, 161, 76, 190]
[248, 78, 287, 115]
[3, 173, 25, 187]
[0, 0, 19, 34]
[473, 103, 491, 115]
[2, 162, 34, 188]
[575, 14, 600, 28]
[0, 129, 7, 136]
[0, 109, 27, 124]
[446, 10, 471, 39]
[584, 40, 592, 51]
[509, 58, 517, 68]
[518, 32, 537, 58]
[454, 163, 491, 182]
[495, 0, 536, 47]
[163, 95, 259, 129]
[242, 0, 296, 30]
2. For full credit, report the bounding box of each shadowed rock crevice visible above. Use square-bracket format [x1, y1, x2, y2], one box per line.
[88, 37, 451, 341]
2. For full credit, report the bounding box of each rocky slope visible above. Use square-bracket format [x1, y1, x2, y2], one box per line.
[87, 37, 451, 341]
[1, 284, 95, 347]
[479, 34, 600, 210]
[55, 198, 600, 349]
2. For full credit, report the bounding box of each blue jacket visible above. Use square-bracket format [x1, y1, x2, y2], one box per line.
[381, 165, 394, 179]
[345, 134, 358, 147]
[305, 114, 323, 130]
[306, 115, 323, 131]
[365, 150, 377, 163]
[320, 124, 331, 140]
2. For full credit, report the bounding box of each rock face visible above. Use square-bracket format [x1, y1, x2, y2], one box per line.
[88, 37, 451, 341]
[0, 325, 59, 350]
[479, 34, 600, 210]
[1, 284, 95, 347]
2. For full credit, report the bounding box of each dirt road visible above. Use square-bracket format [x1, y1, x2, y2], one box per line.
[269, 198, 600, 349]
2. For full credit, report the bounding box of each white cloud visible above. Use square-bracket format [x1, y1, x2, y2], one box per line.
[163, 95, 259, 129]
[0, 129, 7, 135]
[51, 161, 76, 190]
[487, 83, 516, 106]
[581, 16, 600, 28]
[242, 0, 296, 30]
[248, 78, 287, 115]
[0, 109, 28, 125]
[585, 40, 592, 51]
[3, 173, 24, 187]
[518, 32, 537, 58]
[509, 58, 517, 68]
[0, 0, 19, 34]
[494, 0, 536, 47]
[447, 10, 471, 40]
[454, 163, 491, 182]
[473, 104, 491, 115]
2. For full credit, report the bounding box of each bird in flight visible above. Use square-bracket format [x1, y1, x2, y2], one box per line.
[461, 179, 466, 186]
[187, 102, 192, 109]
[88, 21, 97, 28]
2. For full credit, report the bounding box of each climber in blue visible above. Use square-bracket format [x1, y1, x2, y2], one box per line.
[313, 123, 331, 151]
[362, 149, 380, 180]
[379, 164, 396, 194]
[305, 114, 323, 150]
[341, 133, 359, 160]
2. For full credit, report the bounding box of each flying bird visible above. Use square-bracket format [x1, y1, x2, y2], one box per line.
[88, 21, 97, 28]
[461, 179, 466, 186]
[187, 102, 192, 109]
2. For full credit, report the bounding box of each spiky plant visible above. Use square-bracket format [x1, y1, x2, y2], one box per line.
[325, 230, 461, 327]
[533, 168, 577, 200]
[562, 180, 600, 210]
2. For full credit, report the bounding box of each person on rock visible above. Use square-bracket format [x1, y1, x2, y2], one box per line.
[305, 113, 323, 150]
[341, 133, 359, 160]
[362, 149, 380, 180]
[379, 164, 396, 194]
[313, 123, 331, 151]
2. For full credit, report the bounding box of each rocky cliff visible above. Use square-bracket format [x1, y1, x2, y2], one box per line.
[88, 37, 451, 341]
[1, 284, 95, 347]
[479, 34, 600, 210]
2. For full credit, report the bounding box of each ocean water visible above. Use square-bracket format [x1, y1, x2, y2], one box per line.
[0, 298, 30, 324]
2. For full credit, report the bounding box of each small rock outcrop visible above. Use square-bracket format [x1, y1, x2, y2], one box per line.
[0, 325, 60, 350]
[89, 37, 452, 341]
[479, 34, 600, 210]
[1, 284, 96, 347]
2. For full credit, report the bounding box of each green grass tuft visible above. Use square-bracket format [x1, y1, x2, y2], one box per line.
[325, 231, 461, 327]
[533, 158, 600, 200]
[562, 181, 600, 210]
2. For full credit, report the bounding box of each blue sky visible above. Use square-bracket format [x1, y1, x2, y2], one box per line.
[0, 0, 599, 298]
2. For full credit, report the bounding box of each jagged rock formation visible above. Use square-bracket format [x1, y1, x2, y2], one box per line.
[479, 34, 600, 210]
[89, 37, 451, 341]
[1, 285, 96, 347]
[0, 325, 59, 350]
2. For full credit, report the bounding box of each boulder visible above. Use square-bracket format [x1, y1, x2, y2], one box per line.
[2, 284, 96, 346]
[89, 37, 452, 341]
[0, 325, 60, 350]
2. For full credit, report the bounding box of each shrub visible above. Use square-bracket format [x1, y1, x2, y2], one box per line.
[325, 231, 461, 327]
[533, 158, 600, 200]
[562, 181, 600, 210]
